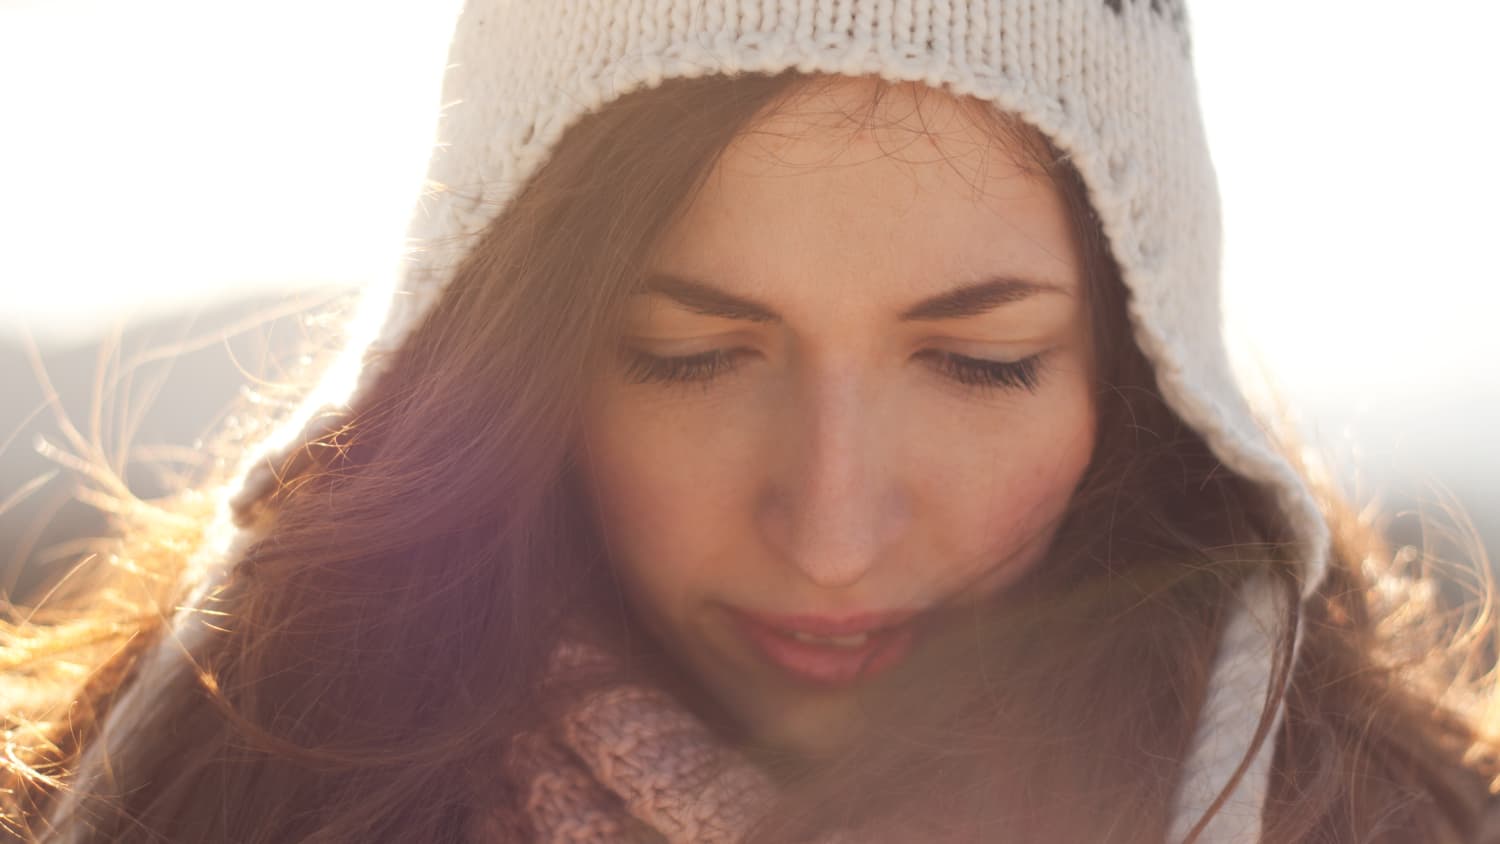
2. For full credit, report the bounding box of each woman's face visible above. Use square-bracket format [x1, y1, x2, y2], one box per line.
[577, 77, 1097, 756]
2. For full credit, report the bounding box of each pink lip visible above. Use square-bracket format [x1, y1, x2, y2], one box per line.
[734, 608, 920, 637]
[728, 607, 923, 689]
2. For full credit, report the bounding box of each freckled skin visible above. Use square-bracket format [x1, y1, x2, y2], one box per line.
[576, 77, 1098, 757]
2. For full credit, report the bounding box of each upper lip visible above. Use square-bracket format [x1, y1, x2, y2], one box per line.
[733, 607, 922, 636]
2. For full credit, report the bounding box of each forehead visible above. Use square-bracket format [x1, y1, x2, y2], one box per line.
[737, 75, 1044, 171]
[651, 76, 1079, 302]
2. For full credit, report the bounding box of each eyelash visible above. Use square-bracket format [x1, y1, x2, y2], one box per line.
[620, 348, 1047, 394]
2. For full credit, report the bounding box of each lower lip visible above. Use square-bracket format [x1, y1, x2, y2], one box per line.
[730, 612, 918, 689]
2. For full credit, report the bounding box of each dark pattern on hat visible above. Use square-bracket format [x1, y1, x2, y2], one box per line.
[1105, 0, 1191, 53]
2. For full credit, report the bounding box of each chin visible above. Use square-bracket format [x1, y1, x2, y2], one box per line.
[740, 689, 868, 760]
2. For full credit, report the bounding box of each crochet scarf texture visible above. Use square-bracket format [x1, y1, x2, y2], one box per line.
[465, 641, 935, 843]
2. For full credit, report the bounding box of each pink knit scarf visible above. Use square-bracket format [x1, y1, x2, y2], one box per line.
[462, 639, 778, 842]
[464, 641, 924, 843]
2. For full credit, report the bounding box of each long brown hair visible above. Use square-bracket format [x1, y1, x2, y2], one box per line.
[4, 70, 1497, 843]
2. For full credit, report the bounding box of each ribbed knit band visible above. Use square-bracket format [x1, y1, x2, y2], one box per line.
[197, 2, 1327, 842]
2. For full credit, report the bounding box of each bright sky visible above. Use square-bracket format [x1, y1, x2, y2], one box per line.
[0, 0, 462, 342]
[2, 2, 1496, 434]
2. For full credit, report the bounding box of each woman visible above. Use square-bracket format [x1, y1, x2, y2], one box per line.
[5, 2, 1498, 842]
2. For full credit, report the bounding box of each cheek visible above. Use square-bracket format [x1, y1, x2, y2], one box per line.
[919, 379, 1097, 592]
[577, 397, 749, 603]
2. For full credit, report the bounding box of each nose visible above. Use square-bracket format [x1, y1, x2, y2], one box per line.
[757, 366, 909, 589]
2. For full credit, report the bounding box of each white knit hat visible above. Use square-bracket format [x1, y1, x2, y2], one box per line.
[73, 2, 1332, 841]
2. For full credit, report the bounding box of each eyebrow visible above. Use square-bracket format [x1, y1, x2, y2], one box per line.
[639, 273, 1070, 323]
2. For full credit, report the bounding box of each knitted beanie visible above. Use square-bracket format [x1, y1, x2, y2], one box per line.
[63, 2, 1333, 842]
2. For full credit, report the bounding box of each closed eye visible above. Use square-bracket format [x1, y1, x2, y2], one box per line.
[915, 350, 1046, 393]
[619, 347, 751, 387]
[619, 347, 1048, 394]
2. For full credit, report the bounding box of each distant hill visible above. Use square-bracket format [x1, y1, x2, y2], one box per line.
[0, 290, 349, 601]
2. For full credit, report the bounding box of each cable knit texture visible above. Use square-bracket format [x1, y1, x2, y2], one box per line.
[64, 3, 1330, 843]
[478, 642, 778, 843]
